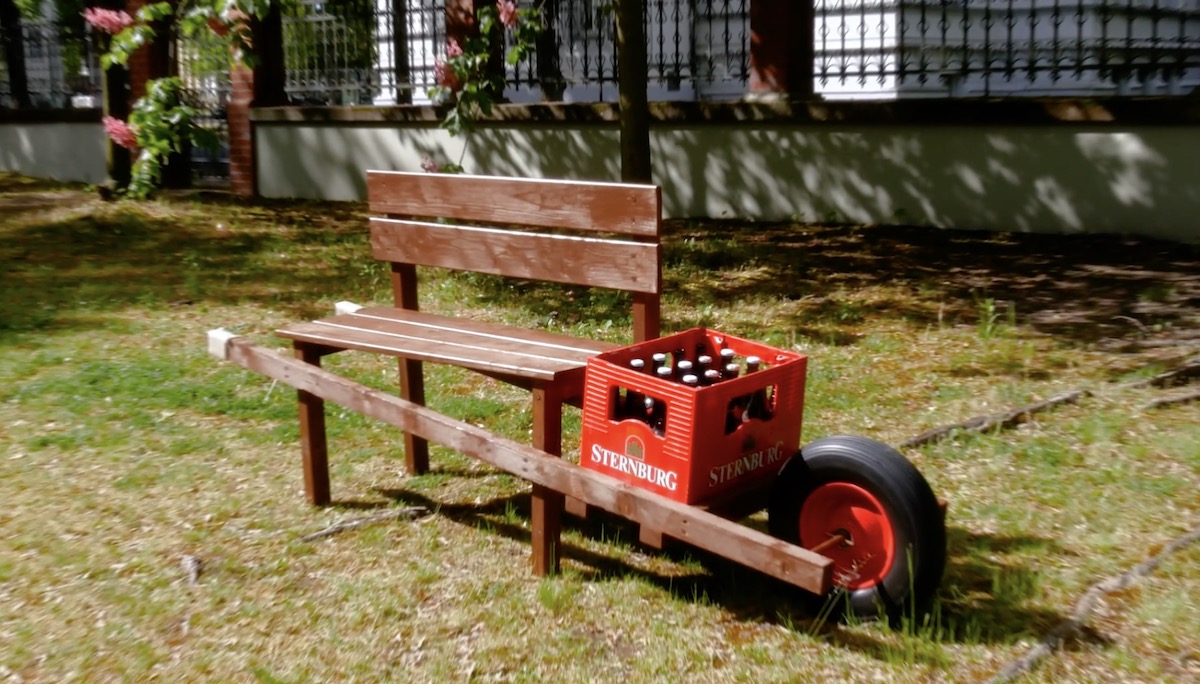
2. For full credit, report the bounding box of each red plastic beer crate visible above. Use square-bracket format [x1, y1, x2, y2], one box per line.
[580, 328, 808, 505]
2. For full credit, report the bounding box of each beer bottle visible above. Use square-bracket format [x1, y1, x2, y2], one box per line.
[675, 360, 694, 382]
[719, 348, 736, 367]
[745, 355, 762, 375]
[696, 354, 714, 374]
[681, 374, 699, 387]
[623, 359, 648, 420]
[722, 362, 741, 381]
[742, 356, 772, 421]
[651, 352, 669, 371]
[702, 369, 721, 386]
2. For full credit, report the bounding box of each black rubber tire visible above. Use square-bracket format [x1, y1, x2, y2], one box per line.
[767, 435, 946, 623]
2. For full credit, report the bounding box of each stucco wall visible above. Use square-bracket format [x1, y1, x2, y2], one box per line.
[4, 102, 1197, 243]
[0, 121, 107, 185]
[253, 102, 1200, 243]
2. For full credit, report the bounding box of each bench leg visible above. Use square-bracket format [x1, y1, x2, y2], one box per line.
[295, 344, 330, 506]
[398, 358, 430, 475]
[531, 383, 564, 576]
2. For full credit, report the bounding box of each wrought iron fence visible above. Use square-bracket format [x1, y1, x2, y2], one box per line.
[179, 24, 233, 183]
[275, 0, 1198, 102]
[815, 0, 1200, 98]
[0, 16, 102, 109]
[504, 0, 749, 102]
[4, 0, 1200, 109]
[281, 0, 446, 105]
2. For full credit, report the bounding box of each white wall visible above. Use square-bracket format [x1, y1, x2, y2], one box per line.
[0, 122, 108, 184]
[255, 120, 1200, 243]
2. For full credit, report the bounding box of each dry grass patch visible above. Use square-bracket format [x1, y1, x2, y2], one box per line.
[2, 173, 1199, 682]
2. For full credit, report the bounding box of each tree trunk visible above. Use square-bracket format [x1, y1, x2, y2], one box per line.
[614, 0, 651, 183]
[390, 0, 412, 104]
[536, 0, 564, 101]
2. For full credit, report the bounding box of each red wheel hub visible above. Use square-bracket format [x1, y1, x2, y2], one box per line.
[799, 482, 896, 590]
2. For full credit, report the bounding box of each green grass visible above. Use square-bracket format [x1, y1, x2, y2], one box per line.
[2, 173, 1200, 682]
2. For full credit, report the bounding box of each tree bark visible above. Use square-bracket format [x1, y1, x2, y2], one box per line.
[614, 0, 651, 183]
[389, 0, 412, 104]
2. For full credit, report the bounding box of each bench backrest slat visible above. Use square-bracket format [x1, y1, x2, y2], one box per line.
[370, 218, 660, 294]
[367, 169, 662, 342]
[367, 171, 660, 237]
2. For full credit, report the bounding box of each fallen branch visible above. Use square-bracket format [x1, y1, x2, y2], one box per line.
[898, 389, 1090, 449]
[1142, 389, 1200, 411]
[300, 507, 429, 542]
[1123, 360, 1200, 389]
[987, 521, 1200, 684]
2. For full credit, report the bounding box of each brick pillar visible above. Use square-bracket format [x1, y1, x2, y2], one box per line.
[124, 0, 170, 102]
[225, 6, 287, 198]
[227, 66, 255, 197]
[748, 0, 815, 100]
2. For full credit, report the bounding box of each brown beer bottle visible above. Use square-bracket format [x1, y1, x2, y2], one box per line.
[742, 356, 772, 421]
[623, 359, 648, 420]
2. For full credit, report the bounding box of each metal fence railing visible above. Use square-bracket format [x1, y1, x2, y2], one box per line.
[1, 15, 102, 109]
[815, 0, 1200, 98]
[3, 0, 1199, 109]
[281, 0, 446, 106]
[272, 0, 1198, 102]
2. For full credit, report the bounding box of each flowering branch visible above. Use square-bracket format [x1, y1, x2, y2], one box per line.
[429, 0, 542, 137]
[88, 0, 260, 198]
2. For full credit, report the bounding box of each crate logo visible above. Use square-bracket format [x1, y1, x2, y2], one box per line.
[590, 439, 678, 491]
[625, 436, 645, 460]
[709, 440, 787, 487]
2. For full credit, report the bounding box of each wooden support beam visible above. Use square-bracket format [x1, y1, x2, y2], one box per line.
[209, 332, 834, 594]
[295, 343, 331, 506]
[531, 383, 565, 575]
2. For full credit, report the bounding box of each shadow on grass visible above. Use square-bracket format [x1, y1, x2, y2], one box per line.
[369, 485, 1070, 660]
[445, 219, 1200, 352]
[0, 192, 376, 343]
[5, 185, 1200, 354]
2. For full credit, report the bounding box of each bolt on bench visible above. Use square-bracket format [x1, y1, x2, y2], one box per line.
[275, 171, 662, 574]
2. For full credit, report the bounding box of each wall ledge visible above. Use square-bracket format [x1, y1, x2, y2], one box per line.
[0, 108, 101, 124]
[250, 96, 1200, 127]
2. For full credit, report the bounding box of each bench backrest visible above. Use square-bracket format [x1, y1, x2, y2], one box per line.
[366, 171, 662, 341]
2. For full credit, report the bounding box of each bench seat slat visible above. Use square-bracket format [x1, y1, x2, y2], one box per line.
[370, 218, 661, 294]
[277, 307, 618, 382]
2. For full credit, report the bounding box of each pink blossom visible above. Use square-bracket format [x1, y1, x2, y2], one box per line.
[434, 59, 461, 90]
[83, 8, 134, 35]
[446, 39, 463, 58]
[420, 157, 440, 173]
[102, 116, 138, 150]
[498, 0, 519, 28]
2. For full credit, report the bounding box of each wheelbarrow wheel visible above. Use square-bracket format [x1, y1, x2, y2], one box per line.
[768, 435, 945, 623]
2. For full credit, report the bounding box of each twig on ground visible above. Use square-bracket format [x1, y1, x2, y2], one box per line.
[1111, 315, 1150, 336]
[300, 507, 430, 542]
[1142, 389, 1200, 410]
[1123, 360, 1200, 389]
[987, 521, 1200, 684]
[898, 389, 1090, 449]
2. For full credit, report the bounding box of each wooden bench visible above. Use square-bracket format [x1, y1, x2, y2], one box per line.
[276, 171, 662, 575]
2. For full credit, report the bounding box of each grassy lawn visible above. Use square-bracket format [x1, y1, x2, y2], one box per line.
[2, 171, 1199, 682]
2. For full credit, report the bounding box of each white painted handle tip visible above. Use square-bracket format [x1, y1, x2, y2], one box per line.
[207, 328, 239, 360]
